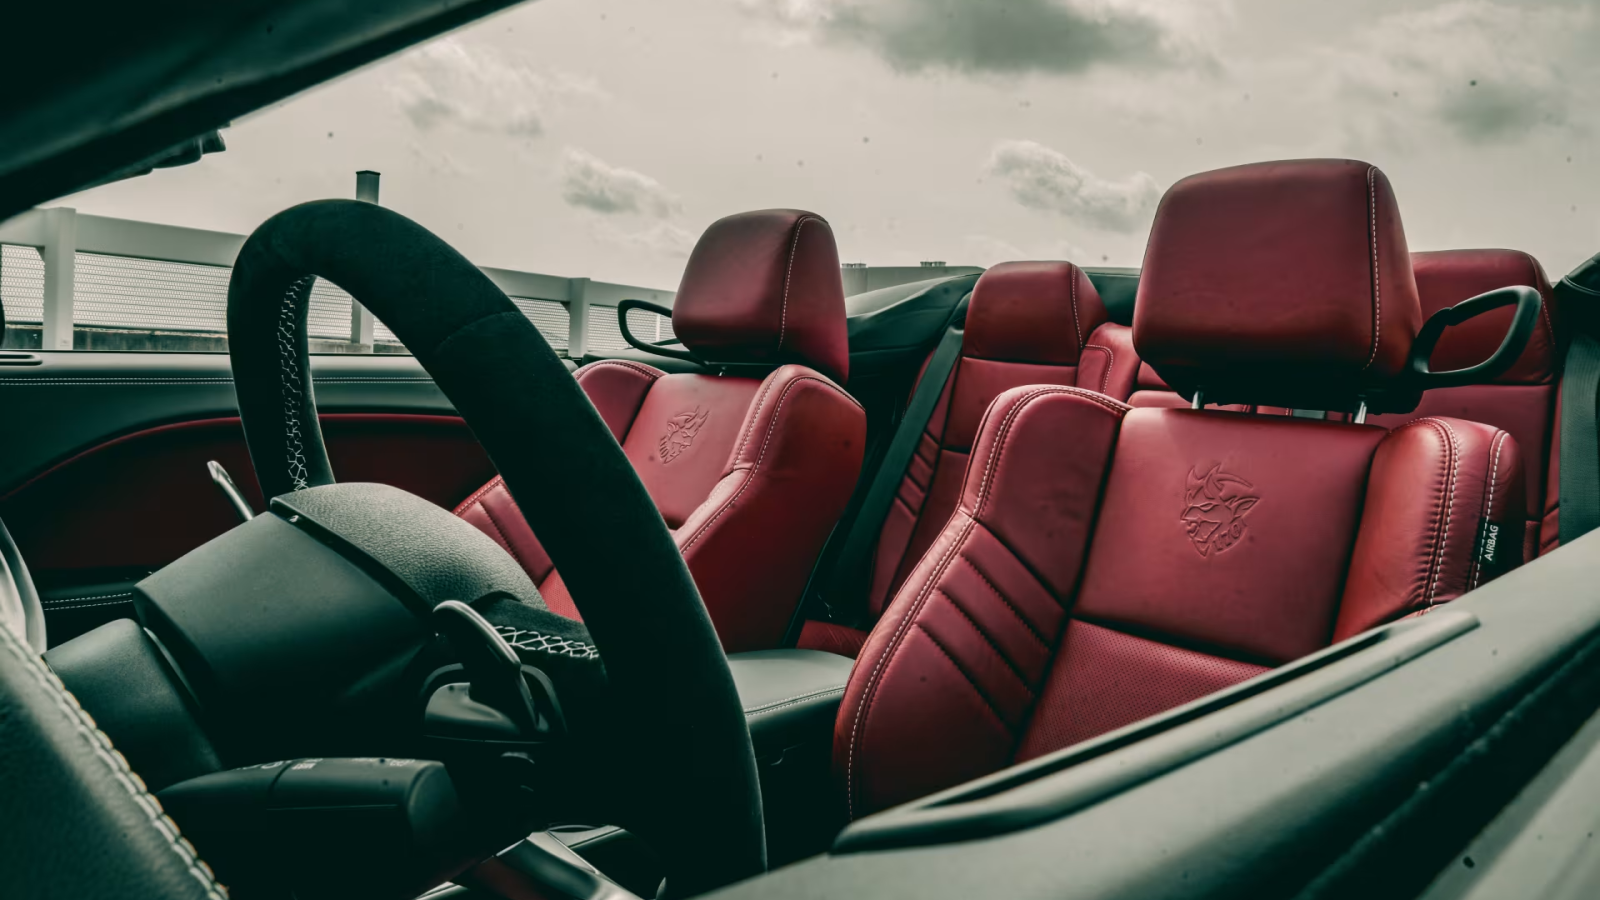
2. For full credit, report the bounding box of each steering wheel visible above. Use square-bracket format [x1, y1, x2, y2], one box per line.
[214, 200, 764, 895]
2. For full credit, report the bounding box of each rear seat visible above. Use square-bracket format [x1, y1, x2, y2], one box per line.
[1368, 249, 1560, 560]
[797, 261, 1140, 657]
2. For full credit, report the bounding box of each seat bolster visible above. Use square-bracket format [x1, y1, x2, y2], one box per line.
[1078, 322, 1140, 401]
[1335, 418, 1524, 641]
[675, 365, 866, 653]
[836, 385, 1126, 818]
[453, 477, 557, 584]
[959, 386, 1130, 595]
[573, 359, 664, 442]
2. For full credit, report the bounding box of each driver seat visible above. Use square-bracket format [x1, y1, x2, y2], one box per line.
[836, 159, 1530, 818]
[457, 210, 867, 652]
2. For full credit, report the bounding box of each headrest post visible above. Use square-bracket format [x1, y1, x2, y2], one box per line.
[1190, 391, 1205, 411]
[1354, 400, 1368, 425]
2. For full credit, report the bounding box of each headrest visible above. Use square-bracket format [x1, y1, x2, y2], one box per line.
[672, 209, 849, 384]
[1413, 249, 1556, 385]
[964, 261, 1109, 364]
[1133, 159, 1422, 412]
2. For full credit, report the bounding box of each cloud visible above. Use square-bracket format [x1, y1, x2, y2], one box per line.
[593, 221, 698, 257]
[560, 149, 682, 217]
[387, 38, 604, 137]
[1327, 1, 1593, 146]
[983, 140, 1160, 231]
[744, 0, 1221, 76]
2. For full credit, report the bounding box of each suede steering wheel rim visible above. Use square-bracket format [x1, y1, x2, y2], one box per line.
[225, 199, 765, 896]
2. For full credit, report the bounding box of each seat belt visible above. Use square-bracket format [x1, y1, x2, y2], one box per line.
[822, 315, 967, 627]
[1559, 253, 1600, 545]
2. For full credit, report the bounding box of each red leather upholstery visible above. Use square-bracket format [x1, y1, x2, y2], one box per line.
[825, 262, 1141, 650]
[458, 211, 866, 652]
[836, 160, 1529, 818]
[1135, 159, 1421, 412]
[672, 209, 850, 384]
[1367, 250, 1558, 560]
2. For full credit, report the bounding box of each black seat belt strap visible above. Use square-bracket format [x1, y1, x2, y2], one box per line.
[1559, 253, 1600, 546]
[823, 318, 966, 626]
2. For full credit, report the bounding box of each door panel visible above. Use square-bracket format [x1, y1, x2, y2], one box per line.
[0, 351, 504, 644]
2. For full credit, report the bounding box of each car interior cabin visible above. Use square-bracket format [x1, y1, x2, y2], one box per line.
[3, 2, 1600, 899]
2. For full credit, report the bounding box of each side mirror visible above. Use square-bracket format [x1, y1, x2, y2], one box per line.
[1407, 284, 1543, 388]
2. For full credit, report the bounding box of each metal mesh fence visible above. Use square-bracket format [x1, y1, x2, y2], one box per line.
[1, 244, 44, 323]
[0, 245, 576, 351]
[586, 304, 675, 354]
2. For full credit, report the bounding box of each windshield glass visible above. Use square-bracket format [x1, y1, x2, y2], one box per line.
[10, 0, 1597, 350]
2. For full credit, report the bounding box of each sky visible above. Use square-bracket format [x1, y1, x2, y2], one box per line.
[54, 0, 1600, 292]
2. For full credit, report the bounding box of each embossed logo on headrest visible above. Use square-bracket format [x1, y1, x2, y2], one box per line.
[659, 406, 709, 463]
[1181, 464, 1259, 557]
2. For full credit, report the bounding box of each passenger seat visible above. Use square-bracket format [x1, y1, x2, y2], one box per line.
[456, 209, 867, 653]
[798, 261, 1140, 657]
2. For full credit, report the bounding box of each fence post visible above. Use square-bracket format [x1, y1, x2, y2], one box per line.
[566, 277, 591, 360]
[40, 207, 78, 350]
[349, 171, 380, 349]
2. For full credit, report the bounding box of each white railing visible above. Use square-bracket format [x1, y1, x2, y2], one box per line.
[0, 207, 676, 356]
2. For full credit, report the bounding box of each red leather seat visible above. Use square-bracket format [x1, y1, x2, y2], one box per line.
[1368, 250, 1559, 560]
[456, 209, 867, 653]
[797, 262, 1140, 658]
[835, 159, 1529, 818]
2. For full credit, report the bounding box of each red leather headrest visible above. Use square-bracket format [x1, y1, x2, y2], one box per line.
[964, 261, 1108, 364]
[1133, 159, 1422, 412]
[1413, 249, 1556, 385]
[672, 209, 849, 384]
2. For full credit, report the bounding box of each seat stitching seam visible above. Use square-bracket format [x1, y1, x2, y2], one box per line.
[743, 686, 846, 716]
[678, 376, 828, 553]
[40, 590, 135, 605]
[577, 359, 665, 382]
[1390, 418, 1450, 607]
[39, 598, 136, 611]
[1363, 166, 1382, 371]
[1416, 418, 1461, 605]
[915, 620, 1012, 731]
[1081, 345, 1114, 394]
[1069, 267, 1084, 353]
[1474, 431, 1509, 590]
[478, 499, 531, 571]
[0, 623, 227, 898]
[957, 554, 1050, 647]
[942, 589, 1037, 692]
[454, 475, 506, 516]
[733, 373, 780, 462]
[975, 387, 1129, 518]
[846, 514, 976, 821]
[779, 217, 819, 352]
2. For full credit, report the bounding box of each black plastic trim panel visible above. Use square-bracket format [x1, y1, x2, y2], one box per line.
[834, 610, 1477, 853]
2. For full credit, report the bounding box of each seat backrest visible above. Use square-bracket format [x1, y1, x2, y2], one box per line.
[837, 159, 1528, 818]
[457, 209, 866, 652]
[864, 261, 1140, 619]
[1367, 249, 1559, 560]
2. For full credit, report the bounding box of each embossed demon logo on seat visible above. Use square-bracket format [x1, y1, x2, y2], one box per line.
[659, 406, 709, 463]
[1181, 464, 1259, 557]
